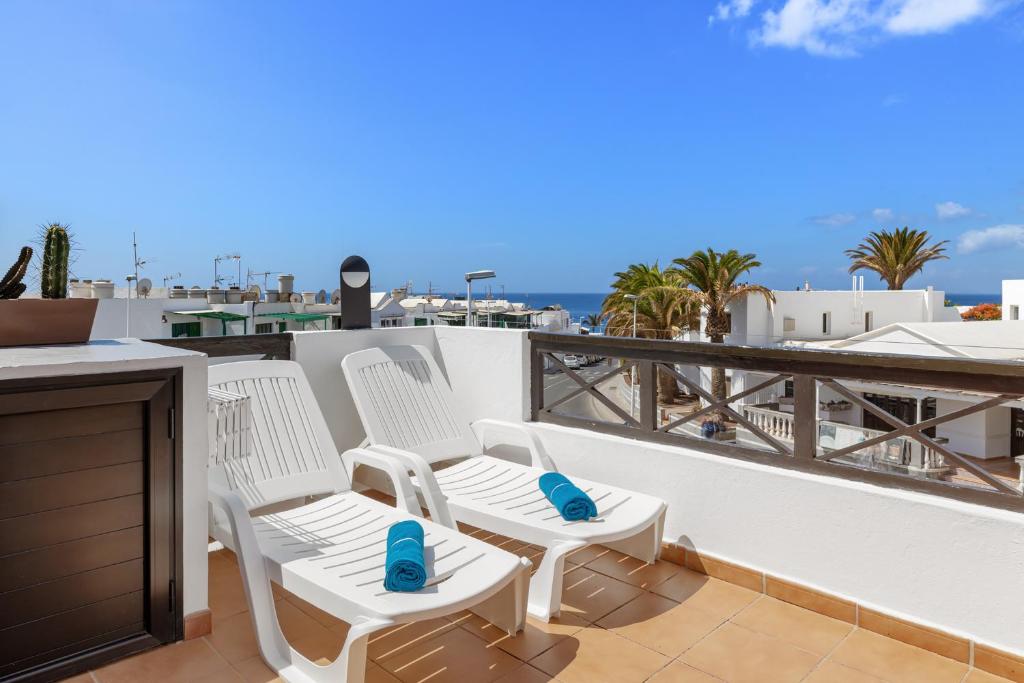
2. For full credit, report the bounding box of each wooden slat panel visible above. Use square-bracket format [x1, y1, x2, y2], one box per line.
[0, 381, 163, 416]
[0, 623, 147, 680]
[0, 462, 143, 520]
[0, 494, 144, 555]
[0, 402, 143, 447]
[0, 559, 144, 630]
[0, 429, 143, 481]
[0, 526, 143, 593]
[0, 591, 144, 668]
[149, 332, 292, 359]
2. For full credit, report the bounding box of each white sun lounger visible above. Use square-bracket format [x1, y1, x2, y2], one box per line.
[208, 360, 530, 683]
[340, 345, 667, 621]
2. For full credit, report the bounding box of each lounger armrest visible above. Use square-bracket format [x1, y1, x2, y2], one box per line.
[342, 447, 424, 518]
[366, 444, 458, 530]
[471, 418, 557, 471]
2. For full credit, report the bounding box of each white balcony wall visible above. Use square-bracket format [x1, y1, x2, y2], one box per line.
[525, 422, 1024, 656]
[290, 327, 530, 452]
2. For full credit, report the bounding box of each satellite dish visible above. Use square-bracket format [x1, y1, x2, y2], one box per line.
[243, 284, 261, 302]
[289, 293, 302, 303]
[331, 288, 341, 304]
[316, 289, 327, 304]
[137, 278, 152, 298]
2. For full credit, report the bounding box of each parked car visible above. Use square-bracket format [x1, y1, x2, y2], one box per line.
[563, 354, 582, 370]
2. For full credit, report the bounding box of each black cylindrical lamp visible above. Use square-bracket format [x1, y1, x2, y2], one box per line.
[339, 255, 371, 330]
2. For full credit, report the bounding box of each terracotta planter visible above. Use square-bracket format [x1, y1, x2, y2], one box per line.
[0, 299, 99, 347]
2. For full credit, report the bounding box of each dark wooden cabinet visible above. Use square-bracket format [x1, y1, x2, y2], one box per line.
[0, 369, 182, 682]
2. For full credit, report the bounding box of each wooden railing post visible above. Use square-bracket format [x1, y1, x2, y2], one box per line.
[530, 345, 544, 421]
[638, 361, 657, 431]
[792, 374, 817, 460]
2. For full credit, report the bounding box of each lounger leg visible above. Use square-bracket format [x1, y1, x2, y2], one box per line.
[470, 557, 531, 636]
[603, 506, 666, 564]
[287, 617, 391, 683]
[528, 539, 587, 622]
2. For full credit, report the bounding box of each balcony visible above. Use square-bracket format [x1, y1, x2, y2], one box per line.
[4, 327, 1024, 682]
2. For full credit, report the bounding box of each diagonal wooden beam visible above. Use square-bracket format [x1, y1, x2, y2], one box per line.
[543, 361, 634, 412]
[819, 393, 1015, 463]
[821, 379, 1020, 495]
[545, 353, 640, 427]
[659, 364, 792, 455]
[658, 371, 790, 433]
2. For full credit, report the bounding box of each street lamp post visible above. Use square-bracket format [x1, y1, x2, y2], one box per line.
[464, 270, 495, 327]
[624, 294, 640, 417]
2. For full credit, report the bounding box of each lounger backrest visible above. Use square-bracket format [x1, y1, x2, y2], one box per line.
[342, 345, 482, 464]
[209, 360, 349, 510]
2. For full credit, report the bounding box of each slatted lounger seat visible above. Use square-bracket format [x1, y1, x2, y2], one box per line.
[208, 360, 529, 683]
[341, 345, 668, 621]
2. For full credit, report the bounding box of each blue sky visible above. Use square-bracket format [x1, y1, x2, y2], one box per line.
[1, 1, 1022, 295]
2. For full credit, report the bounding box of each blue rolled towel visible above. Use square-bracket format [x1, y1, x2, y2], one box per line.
[384, 520, 427, 592]
[539, 472, 598, 521]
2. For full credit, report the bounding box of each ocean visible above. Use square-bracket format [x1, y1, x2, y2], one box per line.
[491, 292, 1001, 326]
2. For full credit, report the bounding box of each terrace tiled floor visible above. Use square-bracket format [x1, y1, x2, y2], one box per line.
[68, 532, 1012, 683]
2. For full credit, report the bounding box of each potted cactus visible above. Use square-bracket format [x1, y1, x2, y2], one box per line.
[0, 224, 99, 346]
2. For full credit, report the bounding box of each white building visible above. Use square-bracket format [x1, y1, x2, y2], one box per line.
[722, 281, 959, 347]
[1002, 279, 1024, 321]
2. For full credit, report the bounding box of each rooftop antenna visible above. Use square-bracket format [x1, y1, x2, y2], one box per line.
[214, 253, 241, 287]
[163, 272, 181, 288]
[248, 269, 280, 291]
[131, 231, 152, 297]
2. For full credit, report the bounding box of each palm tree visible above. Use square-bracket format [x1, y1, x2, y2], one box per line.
[671, 249, 775, 405]
[583, 313, 603, 329]
[600, 263, 697, 403]
[845, 227, 948, 290]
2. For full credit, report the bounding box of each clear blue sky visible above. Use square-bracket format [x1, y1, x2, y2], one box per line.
[1, 1, 1022, 294]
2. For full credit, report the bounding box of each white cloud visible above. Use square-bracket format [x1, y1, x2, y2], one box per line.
[811, 212, 856, 226]
[872, 207, 894, 222]
[936, 201, 972, 220]
[957, 224, 1024, 253]
[881, 93, 906, 107]
[713, 0, 1010, 57]
[887, 0, 992, 34]
[710, 0, 757, 23]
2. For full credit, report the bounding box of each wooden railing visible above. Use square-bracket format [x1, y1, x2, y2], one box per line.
[528, 331, 1024, 512]
[147, 333, 291, 360]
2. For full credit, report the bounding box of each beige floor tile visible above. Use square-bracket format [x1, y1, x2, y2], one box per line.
[564, 544, 612, 566]
[377, 626, 522, 683]
[284, 592, 348, 632]
[584, 550, 683, 590]
[459, 611, 589, 661]
[530, 625, 669, 683]
[558, 566, 645, 622]
[209, 567, 254, 624]
[93, 639, 231, 683]
[646, 661, 722, 683]
[368, 618, 459, 662]
[493, 664, 557, 682]
[596, 592, 726, 658]
[57, 675, 94, 683]
[804, 661, 886, 682]
[679, 622, 821, 683]
[230, 655, 396, 682]
[731, 596, 852, 656]
[651, 569, 758, 621]
[829, 629, 968, 683]
[231, 655, 282, 683]
[193, 667, 245, 682]
[964, 668, 1018, 683]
